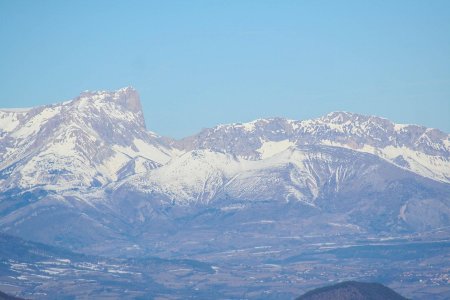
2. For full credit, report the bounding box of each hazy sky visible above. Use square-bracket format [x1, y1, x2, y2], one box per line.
[1, 0, 449, 137]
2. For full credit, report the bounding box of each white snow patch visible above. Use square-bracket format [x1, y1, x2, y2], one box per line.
[43, 267, 67, 275]
[0, 112, 22, 132]
[11, 106, 62, 139]
[257, 139, 296, 159]
[102, 151, 131, 179]
[242, 220, 275, 225]
[287, 119, 301, 130]
[399, 204, 407, 222]
[107, 269, 134, 274]
[113, 139, 172, 167]
[220, 204, 246, 211]
[325, 122, 345, 132]
[444, 139, 450, 150]
[235, 121, 256, 132]
[328, 222, 361, 231]
[394, 123, 410, 131]
[133, 138, 172, 164]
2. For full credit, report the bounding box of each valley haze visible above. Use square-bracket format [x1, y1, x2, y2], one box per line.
[0, 87, 449, 299]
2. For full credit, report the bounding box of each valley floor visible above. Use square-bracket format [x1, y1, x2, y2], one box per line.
[1, 233, 449, 299]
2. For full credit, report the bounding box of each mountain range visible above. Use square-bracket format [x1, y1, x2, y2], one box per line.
[0, 87, 449, 299]
[1, 87, 449, 250]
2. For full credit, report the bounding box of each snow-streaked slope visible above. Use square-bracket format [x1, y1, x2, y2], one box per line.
[322, 140, 450, 184]
[120, 145, 402, 206]
[257, 139, 296, 159]
[0, 87, 176, 192]
[124, 150, 239, 204]
[175, 112, 450, 183]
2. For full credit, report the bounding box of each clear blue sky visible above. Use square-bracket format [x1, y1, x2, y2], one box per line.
[1, 0, 449, 137]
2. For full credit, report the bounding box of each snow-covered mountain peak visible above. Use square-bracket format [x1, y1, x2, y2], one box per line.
[0, 87, 175, 192]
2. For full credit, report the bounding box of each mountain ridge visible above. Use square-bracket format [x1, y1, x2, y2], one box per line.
[175, 111, 450, 183]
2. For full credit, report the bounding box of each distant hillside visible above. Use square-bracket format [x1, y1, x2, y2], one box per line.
[296, 281, 408, 300]
[0, 290, 26, 300]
